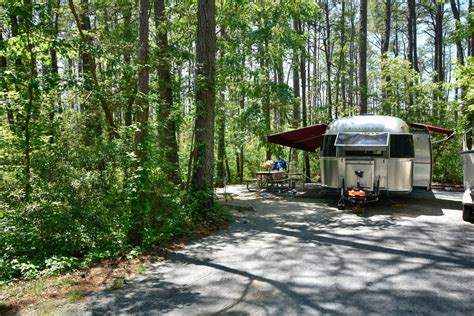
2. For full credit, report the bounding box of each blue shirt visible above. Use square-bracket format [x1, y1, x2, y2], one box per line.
[272, 159, 287, 170]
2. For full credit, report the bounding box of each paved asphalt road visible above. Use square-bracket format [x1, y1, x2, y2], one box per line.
[60, 186, 473, 315]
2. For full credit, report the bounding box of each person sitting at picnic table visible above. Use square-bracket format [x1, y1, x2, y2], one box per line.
[272, 157, 287, 171]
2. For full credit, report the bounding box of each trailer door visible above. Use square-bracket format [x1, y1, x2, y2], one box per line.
[413, 131, 432, 190]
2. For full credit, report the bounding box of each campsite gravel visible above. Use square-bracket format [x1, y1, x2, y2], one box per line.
[35, 185, 474, 315]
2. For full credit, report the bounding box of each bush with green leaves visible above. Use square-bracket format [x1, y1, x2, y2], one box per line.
[0, 113, 203, 281]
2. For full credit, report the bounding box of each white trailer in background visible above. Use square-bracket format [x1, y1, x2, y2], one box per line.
[461, 129, 473, 223]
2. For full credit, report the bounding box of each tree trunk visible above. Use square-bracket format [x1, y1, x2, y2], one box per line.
[301, 26, 307, 124]
[79, 0, 92, 77]
[382, 0, 391, 55]
[129, 0, 151, 246]
[434, 2, 444, 84]
[262, 38, 271, 160]
[449, 0, 465, 104]
[407, 0, 414, 112]
[239, 68, 245, 182]
[466, 0, 473, 149]
[155, 0, 181, 184]
[323, 2, 332, 119]
[277, 60, 285, 127]
[48, 0, 61, 141]
[300, 23, 310, 181]
[68, 0, 118, 138]
[407, 0, 414, 68]
[49, 0, 59, 82]
[24, 0, 36, 201]
[432, 1, 444, 120]
[291, 19, 301, 169]
[381, 0, 391, 115]
[430, 1, 445, 119]
[225, 158, 231, 183]
[237, 50, 245, 183]
[190, 0, 216, 211]
[216, 81, 226, 180]
[470, 0, 474, 57]
[216, 28, 227, 181]
[335, 1, 346, 116]
[359, 0, 368, 114]
[293, 19, 301, 128]
[9, 14, 22, 129]
[392, 21, 399, 58]
[312, 23, 319, 122]
[449, 0, 464, 67]
[407, 0, 418, 112]
[235, 149, 240, 183]
[216, 110, 225, 180]
[411, 1, 420, 72]
[307, 35, 312, 124]
[123, 3, 135, 127]
[135, 0, 150, 154]
[0, 31, 14, 130]
[348, 3, 356, 111]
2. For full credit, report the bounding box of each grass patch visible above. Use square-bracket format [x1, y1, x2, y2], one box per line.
[110, 277, 125, 290]
[1, 276, 71, 303]
[133, 264, 146, 274]
[35, 301, 64, 316]
[67, 288, 86, 303]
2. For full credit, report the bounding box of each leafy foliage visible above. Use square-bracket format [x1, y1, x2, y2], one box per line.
[0, 0, 472, 282]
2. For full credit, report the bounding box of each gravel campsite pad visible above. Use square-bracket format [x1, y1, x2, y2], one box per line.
[38, 185, 474, 315]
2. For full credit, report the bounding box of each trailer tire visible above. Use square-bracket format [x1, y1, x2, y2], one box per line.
[337, 199, 345, 210]
[462, 205, 474, 223]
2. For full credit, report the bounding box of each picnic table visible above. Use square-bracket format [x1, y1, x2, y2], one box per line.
[255, 170, 286, 188]
[245, 171, 306, 191]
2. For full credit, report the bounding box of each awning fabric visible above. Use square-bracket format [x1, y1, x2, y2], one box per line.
[409, 122, 455, 139]
[267, 124, 328, 152]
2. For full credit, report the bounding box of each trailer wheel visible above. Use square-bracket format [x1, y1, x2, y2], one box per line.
[463, 205, 474, 223]
[337, 196, 345, 210]
[337, 183, 345, 210]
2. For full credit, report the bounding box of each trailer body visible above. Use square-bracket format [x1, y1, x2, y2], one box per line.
[267, 114, 453, 208]
[320, 115, 423, 193]
[461, 129, 474, 222]
[267, 114, 454, 207]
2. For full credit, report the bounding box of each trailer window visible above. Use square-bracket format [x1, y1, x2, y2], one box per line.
[390, 134, 415, 158]
[321, 135, 336, 157]
[335, 133, 389, 147]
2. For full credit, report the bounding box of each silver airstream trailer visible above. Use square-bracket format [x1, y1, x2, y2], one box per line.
[267, 114, 453, 209]
[460, 129, 473, 223]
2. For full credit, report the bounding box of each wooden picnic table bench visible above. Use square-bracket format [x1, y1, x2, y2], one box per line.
[244, 178, 258, 191]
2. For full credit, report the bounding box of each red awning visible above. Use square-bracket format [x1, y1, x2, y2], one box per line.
[409, 122, 455, 139]
[267, 124, 328, 152]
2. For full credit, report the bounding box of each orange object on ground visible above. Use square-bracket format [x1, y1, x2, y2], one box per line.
[348, 190, 366, 198]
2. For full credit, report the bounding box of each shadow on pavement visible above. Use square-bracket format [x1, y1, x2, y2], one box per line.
[279, 186, 462, 218]
[87, 280, 200, 314]
[77, 186, 473, 315]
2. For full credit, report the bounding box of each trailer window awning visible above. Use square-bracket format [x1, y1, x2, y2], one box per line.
[409, 122, 454, 139]
[267, 124, 328, 152]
